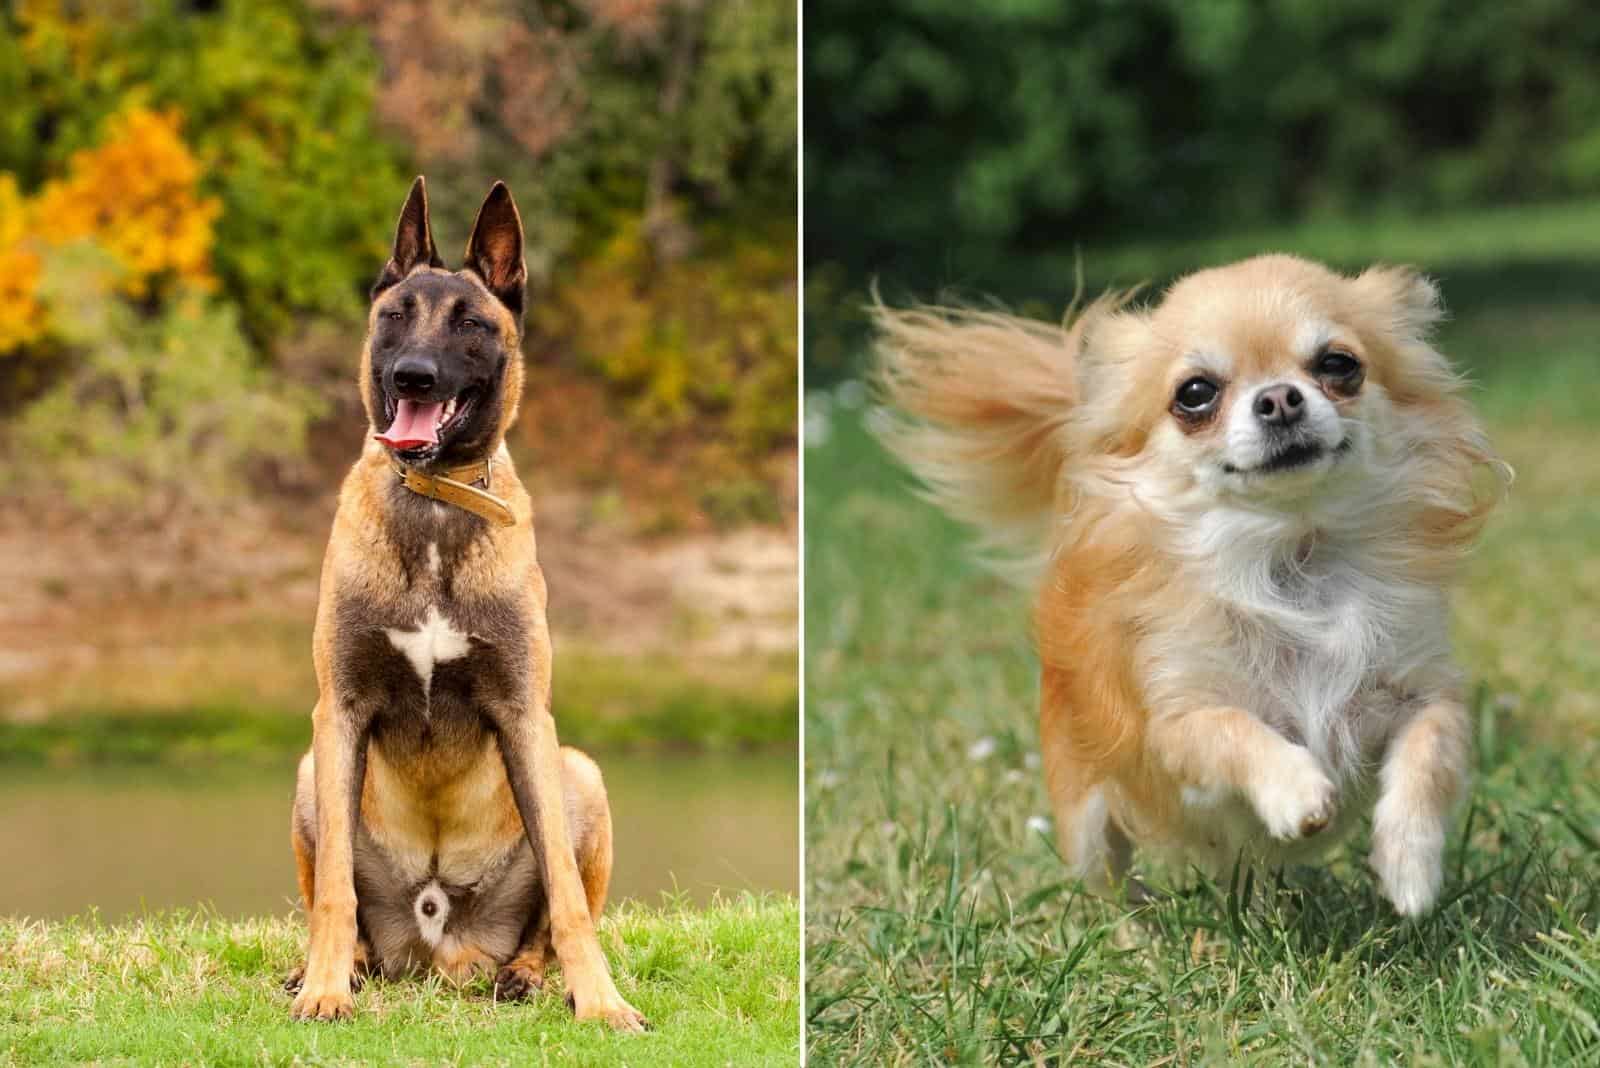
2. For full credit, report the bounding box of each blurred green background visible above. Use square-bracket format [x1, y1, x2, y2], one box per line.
[805, 0, 1600, 375]
[0, 0, 797, 917]
[804, 3, 1600, 1062]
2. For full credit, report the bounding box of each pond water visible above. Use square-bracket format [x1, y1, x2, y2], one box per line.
[0, 749, 796, 920]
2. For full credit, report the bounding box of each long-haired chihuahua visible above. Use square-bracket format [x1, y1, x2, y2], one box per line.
[874, 255, 1505, 915]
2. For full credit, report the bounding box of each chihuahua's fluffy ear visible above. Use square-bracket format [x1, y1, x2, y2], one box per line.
[1350, 264, 1445, 338]
[1070, 298, 1161, 457]
[1352, 263, 1507, 550]
[1348, 265, 1464, 405]
[871, 300, 1082, 577]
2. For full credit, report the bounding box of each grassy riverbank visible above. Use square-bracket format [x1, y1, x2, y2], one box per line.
[0, 646, 796, 767]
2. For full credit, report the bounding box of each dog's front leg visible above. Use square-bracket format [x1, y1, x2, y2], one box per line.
[291, 698, 369, 1021]
[1370, 697, 1471, 917]
[493, 612, 647, 1032]
[1148, 704, 1337, 841]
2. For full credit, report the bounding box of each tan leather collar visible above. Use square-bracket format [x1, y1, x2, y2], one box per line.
[390, 455, 516, 527]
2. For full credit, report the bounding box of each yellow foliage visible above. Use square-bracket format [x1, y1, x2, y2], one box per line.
[0, 105, 220, 354]
[0, 177, 47, 353]
[31, 106, 220, 296]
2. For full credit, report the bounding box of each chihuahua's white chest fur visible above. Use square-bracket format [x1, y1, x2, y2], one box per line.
[1163, 509, 1455, 863]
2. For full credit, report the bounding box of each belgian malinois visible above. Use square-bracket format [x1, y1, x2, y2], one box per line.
[284, 177, 647, 1031]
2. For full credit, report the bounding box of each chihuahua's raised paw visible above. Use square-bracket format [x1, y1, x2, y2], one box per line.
[1250, 745, 1337, 841]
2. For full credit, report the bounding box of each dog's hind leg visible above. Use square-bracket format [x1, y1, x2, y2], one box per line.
[284, 748, 373, 996]
[564, 746, 615, 922]
[1047, 774, 1133, 894]
[493, 913, 552, 1002]
[494, 746, 614, 1002]
[1040, 669, 1137, 899]
[292, 750, 318, 911]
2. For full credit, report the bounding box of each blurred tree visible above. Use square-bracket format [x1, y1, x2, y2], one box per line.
[321, 0, 795, 263]
[0, 102, 316, 516]
[31, 108, 220, 299]
[806, 0, 1600, 367]
[0, 0, 795, 527]
[18, 244, 317, 516]
[2, 0, 409, 342]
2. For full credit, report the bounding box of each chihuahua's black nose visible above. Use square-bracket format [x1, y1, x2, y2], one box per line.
[1253, 383, 1305, 427]
[392, 355, 437, 396]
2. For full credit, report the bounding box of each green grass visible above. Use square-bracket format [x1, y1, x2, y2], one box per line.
[804, 211, 1600, 1064]
[0, 895, 798, 1066]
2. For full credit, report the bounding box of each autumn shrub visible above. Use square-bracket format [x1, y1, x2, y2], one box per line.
[539, 219, 796, 456]
[0, 176, 47, 354]
[2, 0, 407, 340]
[0, 105, 220, 354]
[17, 244, 317, 515]
[30, 107, 220, 298]
[1, 104, 314, 515]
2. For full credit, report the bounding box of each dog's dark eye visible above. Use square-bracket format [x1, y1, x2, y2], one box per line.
[1315, 348, 1365, 395]
[458, 318, 480, 331]
[1174, 377, 1221, 415]
[1316, 350, 1361, 378]
[386, 310, 404, 322]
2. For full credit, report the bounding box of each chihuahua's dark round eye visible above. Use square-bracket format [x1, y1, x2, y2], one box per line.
[1316, 350, 1361, 378]
[386, 310, 404, 322]
[1315, 348, 1365, 395]
[1174, 377, 1221, 414]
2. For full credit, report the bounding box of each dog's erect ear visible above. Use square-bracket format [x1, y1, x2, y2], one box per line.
[1350, 264, 1445, 339]
[1351, 264, 1463, 404]
[463, 181, 526, 319]
[372, 176, 443, 300]
[1071, 296, 1163, 456]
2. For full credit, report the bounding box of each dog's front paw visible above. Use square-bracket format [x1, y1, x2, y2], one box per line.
[1249, 745, 1337, 840]
[567, 988, 650, 1033]
[283, 963, 365, 997]
[1371, 802, 1445, 917]
[290, 983, 355, 1021]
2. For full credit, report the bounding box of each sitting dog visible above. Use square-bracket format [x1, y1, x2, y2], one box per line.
[874, 256, 1504, 915]
[285, 177, 646, 1030]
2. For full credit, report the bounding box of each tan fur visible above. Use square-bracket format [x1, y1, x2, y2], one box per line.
[497, 927, 553, 995]
[873, 293, 1132, 576]
[876, 254, 1507, 915]
[432, 940, 499, 984]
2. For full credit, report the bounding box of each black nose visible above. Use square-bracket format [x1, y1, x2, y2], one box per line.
[392, 356, 437, 396]
[1253, 383, 1305, 427]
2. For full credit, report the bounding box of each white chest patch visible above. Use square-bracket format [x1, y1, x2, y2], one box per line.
[427, 542, 441, 577]
[384, 604, 471, 698]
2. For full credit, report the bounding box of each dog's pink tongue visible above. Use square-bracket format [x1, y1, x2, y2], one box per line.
[376, 399, 443, 449]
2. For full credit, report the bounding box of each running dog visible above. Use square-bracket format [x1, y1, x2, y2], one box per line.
[875, 256, 1504, 915]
